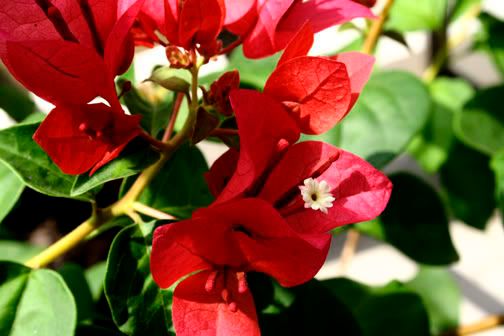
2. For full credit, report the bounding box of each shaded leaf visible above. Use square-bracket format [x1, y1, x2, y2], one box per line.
[0, 162, 24, 223]
[440, 141, 496, 230]
[58, 263, 95, 322]
[84, 261, 107, 302]
[105, 223, 173, 335]
[0, 241, 42, 263]
[358, 173, 459, 265]
[0, 84, 35, 122]
[491, 150, 504, 222]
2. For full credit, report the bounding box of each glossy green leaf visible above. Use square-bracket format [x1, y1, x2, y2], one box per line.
[71, 140, 160, 196]
[440, 141, 496, 229]
[136, 143, 213, 219]
[0, 241, 42, 263]
[105, 223, 172, 336]
[336, 71, 431, 169]
[409, 77, 475, 173]
[0, 162, 24, 223]
[324, 278, 431, 336]
[58, 263, 94, 322]
[358, 173, 459, 265]
[405, 267, 460, 335]
[0, 261, 77, 336]
[0, 124, 93, 201]
[387, 0, 448, 33]
[454, 85, 504, 155]
[228, 46, 280, 89]
[0, 84, 35, 122]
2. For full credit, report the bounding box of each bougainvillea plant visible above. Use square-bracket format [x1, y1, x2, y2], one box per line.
[1, 0, 503, 335]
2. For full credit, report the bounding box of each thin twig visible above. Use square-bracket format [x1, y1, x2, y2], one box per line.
[361, 0, 396, 55]
[163, 92, 185, 142]
[441, 314, 504, 336]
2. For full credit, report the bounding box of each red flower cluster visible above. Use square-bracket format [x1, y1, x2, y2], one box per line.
[0, 0, 145, 174]
[137, 0, 375, 59]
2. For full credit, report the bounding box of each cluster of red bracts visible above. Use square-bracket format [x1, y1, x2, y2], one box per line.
[1, 0, 391, 335]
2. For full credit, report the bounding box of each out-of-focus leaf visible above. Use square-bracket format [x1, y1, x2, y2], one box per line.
[0, 261, 77, 336]
[0, 162, 24, 223]
[324, 278, 431, 336]
[405, 267, 460, 335]
[0, 241, 42, 263]
[105, 223, 173, 335]
[358, 173, 459, 265]
[479, 14, 504, 77]
[451, 0, 481, 22]
[0, 84, 35, 122]
[409, 77, 474, 173]
[85, 261, 108, 302]
[228, 46, 280, 89]
[387, 0, 448, 32]
[491, 150, 504, 222]
[58, 263, 95, 322]
[454, 85, 504, 155]
[441, 141, 496, 229]
[136, 143, 213, 219]
[329, 71, 430, 169]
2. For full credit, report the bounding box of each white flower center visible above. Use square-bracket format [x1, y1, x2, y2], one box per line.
[299, 178, 335, 214]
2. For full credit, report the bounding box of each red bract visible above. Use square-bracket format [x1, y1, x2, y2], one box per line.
[206, 70, 241, 116]
[206, 89, 392, 234]
[151, 198, 331, 336]
[33, 103, 141, 175]
[243, 0, 375, 58]
[0, 0, 144, 105]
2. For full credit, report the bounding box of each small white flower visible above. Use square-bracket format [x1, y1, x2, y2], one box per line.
[299, 178, 335, 214]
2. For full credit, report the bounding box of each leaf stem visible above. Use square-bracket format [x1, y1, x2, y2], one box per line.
[441, 314, 504, 336]
[25, 60, 202, 269]
[361, 0, 395, 55]
[132, 202, 177, 220]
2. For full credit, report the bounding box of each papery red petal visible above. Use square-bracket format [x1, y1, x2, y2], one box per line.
[0, 0, 61, 57]
[218, 90, 300, 203]
[224, 0, 257, 36]
[178, 0, 225, 54]
[33, 103, 140, 175]
[275, 0, 376, 48]
[242, 0, 295, 58]
[5, 40, 108, 106]
[264, 56, 351, 134]
[205, 148, 239, 198]
[151, 223, 212, 289]
[140, 0, 168, 36]
[104, 0, 145, 76]
[330, 52, 375, 111]
[173, 271, 260, 336]
[277, 21, 314, 66]
[286, 149, 392, 234]
[259, 141, 340, 205]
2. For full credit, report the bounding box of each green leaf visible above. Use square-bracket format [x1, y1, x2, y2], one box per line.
[387, 0, 448, 33]
[58, 263, 95, 322]
[148, 68, 190, 93]
[358, 173, 459, 265]
[336, 71, 431, 169]
[136, 143, 213, 219]
[0, 162, 24, 223]
[227, 46, 280, 89]
[324, 278, 431, 336]
[0, 84, 35, 122]
[491, 150, 504, 222]
[408, 77, 475, 173]
[440, 141, 496, 229]
[71, 139, 160, 197]
[0, 241, 42, 263]
[120, 79, 174, 137]
[405, 267, 460, 335]
[85, 261, 107, 302]
[454, 85, 504, 155]
[0, 124, 94, 201]
[0, 261, 77, 336]
[105, 223, 172, 336]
